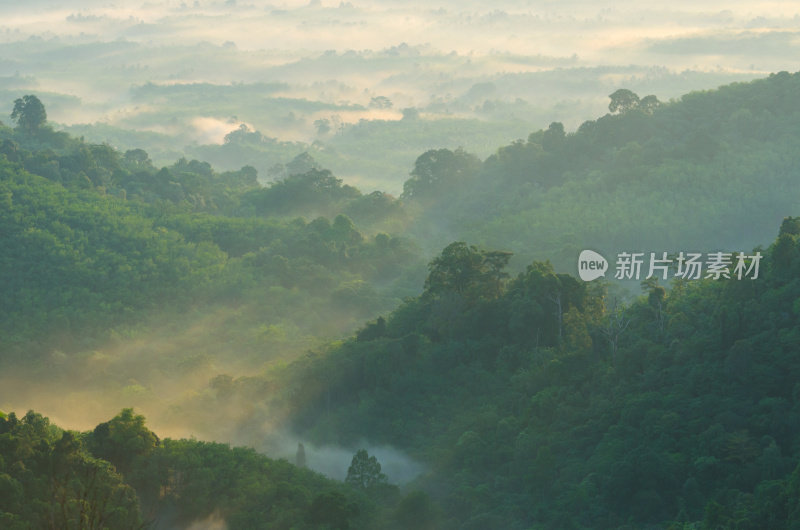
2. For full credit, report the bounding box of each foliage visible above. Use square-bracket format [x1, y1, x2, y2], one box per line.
[405, 71, 800, 272]
[0, 409, 376, 529]
[276, 220, 800, 528]
[345, 449, 388, 490]
[242, 168, 360, 217]
[401, 148, 481, 201]
[11, 95, 47, 134]
[0, 104, 420, 359]
[0, 411, 143, 529]
[608, 88, 640, 114]
[6, 73, 800, 529]
[88, 408, 159, 475]
[424, 241, 512, 301]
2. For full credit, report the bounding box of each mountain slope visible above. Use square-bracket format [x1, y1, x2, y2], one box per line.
[275, 220, 800, 529]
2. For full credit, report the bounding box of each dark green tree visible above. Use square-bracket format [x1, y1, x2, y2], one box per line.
[0, 140, 20, 162]
[88, 408, 159, 475]
[10, 95, 47, 133]
[0, 412, 143, 529]
[345, 449, 387, 489]
[608, 89, 640, 114]
[401, 107, 419, 120]
[642, 277, 667, 336]
[542, 121, 566, 152]
[286, 152, 320, 176]
[779, 216, 800, 236]
[639, 94, 661, 114]
[401, 148, 481, 201]
[123, 148, 153, 170]
[424, 242, 512, 301]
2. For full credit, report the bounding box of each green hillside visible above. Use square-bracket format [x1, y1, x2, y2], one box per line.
[3, 73, 800, 529]
[404, 71, 800, 270]
[0, 114, 421, 361]
[275, 220, 800, 528]
[0, 409, 384, 529]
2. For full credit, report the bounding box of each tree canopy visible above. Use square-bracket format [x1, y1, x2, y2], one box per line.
[10, 94, 47, 133]
[345, 449, 388, 490]
[608, 88, 640, 114]
[424, 241, 512, 301]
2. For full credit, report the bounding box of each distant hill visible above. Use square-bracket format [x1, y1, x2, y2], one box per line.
[404, 71, 800, 272]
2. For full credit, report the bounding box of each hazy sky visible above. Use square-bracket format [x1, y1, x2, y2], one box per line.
[2, 0, 799, 188]
[3, 0, 800, 72]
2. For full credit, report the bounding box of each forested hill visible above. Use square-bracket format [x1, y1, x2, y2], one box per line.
[0, 116, 419, 361]
[4, 72, 800, 529]
[0, 106, 424, 446]
[401, 71, 800, 268]
[274, 218, 800, 529]
[6, 223, 800, 528]
[0, 408, 395, 529]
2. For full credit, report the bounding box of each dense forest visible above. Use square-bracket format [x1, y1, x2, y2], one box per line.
[401, 71, 800, 269]
[275, 220, 800, 528]
[3, 72, 800, 528]
[0, 408, 408, 529]
[0, 101, 420, 355]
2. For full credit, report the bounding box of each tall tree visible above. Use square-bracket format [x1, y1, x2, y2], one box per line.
[88, 408, 159, 475]
[608, 89, 640, 114]
[296, 442, 307, 468]
[424, 242, 512, 301]
[345, 449, 387, 489]
[639, 94, 661, 114]
[401, 148, 481, 201]
[11, 95, 47, 133]
[542, 121, 566, 152]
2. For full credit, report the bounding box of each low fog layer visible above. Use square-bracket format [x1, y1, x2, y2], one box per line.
[4, 1, 800, 63]
[3, 1, 800, 191]
[264, 431, 425, 484]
